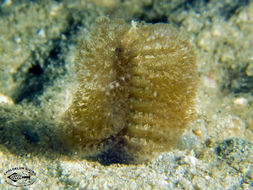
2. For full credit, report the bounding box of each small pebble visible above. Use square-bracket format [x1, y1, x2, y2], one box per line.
[233, 97, 248, 106]
[0, 93, 14, 104]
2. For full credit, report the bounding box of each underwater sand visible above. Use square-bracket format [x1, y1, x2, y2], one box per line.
[0, 0, 252, 189]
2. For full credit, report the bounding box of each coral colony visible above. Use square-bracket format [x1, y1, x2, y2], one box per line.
[60, 18, 197, 162]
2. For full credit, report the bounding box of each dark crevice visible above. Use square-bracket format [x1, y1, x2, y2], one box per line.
[0, 112, 69, 159]
[133, 0, 210, 24]
[11, 12, 83, 104]
[220, 0, 249, 20]
[22, 128, 40, 144]
[86, 138, 135, 165]
[28, 62, 43, 76]
[87, 145, 134, 166]
[133, 0, 249, 24]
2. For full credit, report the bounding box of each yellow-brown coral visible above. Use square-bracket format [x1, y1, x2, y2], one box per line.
[61, 18, 197, 162]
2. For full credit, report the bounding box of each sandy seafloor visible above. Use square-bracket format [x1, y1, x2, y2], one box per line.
[0, 0, 253, 189]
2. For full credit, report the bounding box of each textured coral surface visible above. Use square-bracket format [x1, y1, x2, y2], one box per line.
[61, 18, 197, 161]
